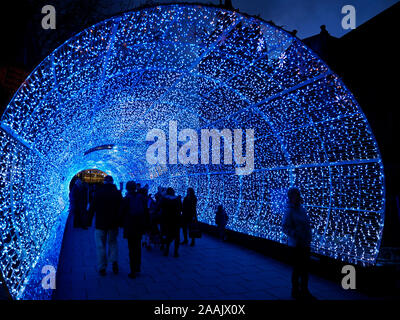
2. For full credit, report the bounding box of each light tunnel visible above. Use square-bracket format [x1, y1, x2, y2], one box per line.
[0, 4, 385, 299]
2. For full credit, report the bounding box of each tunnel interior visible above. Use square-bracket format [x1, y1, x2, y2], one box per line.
[0, 4, 385, 299]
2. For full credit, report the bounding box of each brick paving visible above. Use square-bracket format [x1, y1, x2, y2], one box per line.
[53, 217, 368, 300]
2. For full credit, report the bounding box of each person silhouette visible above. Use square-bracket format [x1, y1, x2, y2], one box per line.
[160, 187, 182, 257]
[181, 187, 198, 246]
[282, 187, 315, 300]
[120, 181, 149, 278]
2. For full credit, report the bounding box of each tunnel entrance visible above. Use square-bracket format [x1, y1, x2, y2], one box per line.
[69, 169, 108, 191]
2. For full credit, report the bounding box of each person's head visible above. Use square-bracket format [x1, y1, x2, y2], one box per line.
[126, 181, 136, 193]
[137, 183, 141, 189]
[288, 187, 302, 207]
[166, 187, 175, 196]
[217, 204, 223, 212]
[104, 175, 114, 184]
[157, 186, 162, 193]
[187, 187, 195, 198]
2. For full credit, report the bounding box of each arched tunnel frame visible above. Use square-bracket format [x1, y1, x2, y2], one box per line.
[0, 3, 385, 299]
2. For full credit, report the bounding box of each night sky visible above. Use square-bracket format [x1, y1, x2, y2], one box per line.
[147, 0, 399, 38]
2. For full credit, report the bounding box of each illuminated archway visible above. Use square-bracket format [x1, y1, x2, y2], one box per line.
[0, 4, 384, 299]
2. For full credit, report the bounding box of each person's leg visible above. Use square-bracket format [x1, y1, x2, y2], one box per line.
[108, 229, 119, 273]
[174, 230, 180, 257]
[181, 223, 188, 244]
[291, 246, 301, 298]
[164, 234, 171, 256]
[218, 225, 225, 240]
[94, 229, 107, 274]
[299, 246, 310, 294]
[160, 224, 165, 250]
[127, 237, 134, 272]
[127, 237, 136, 276]
[133, 236, 142, 272]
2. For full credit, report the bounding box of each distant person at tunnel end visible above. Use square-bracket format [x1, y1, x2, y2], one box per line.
[120, 181, 149, 279]
[92, 175, 122, 276]
[282, 187, 315, 300]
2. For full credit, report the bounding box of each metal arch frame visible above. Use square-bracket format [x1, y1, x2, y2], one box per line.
[0, 3, 386, 299]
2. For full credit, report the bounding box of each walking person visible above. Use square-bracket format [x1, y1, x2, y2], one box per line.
[69, 178, 87, 229]
[120, 181, 149, 279]
[215, 205, 228, 240]
[160, 187, 182, 257]
[282, 187, 315, 300]
[92, 175, 122, 276]
[181, 187, 198, 246]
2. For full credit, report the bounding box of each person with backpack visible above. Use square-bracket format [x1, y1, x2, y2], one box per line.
[120, 181, 149, 278]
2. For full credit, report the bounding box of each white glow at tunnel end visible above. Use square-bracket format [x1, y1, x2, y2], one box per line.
[0, 4, 385, 299]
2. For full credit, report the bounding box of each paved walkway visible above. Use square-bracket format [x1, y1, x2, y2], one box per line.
[54, 217, 367, 300]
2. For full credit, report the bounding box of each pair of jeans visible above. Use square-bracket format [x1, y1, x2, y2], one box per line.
[95, 228, 118, 271]
[127, 236, 142, 273]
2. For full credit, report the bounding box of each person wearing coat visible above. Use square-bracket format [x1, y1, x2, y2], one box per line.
[282, 187, 315, 300]
[69, 178, 87, 229]
[181, 187, 198, 246]
[92, 175, 122, 276]
[160, 187, 182, 257]
[120, 181, 149, 278]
